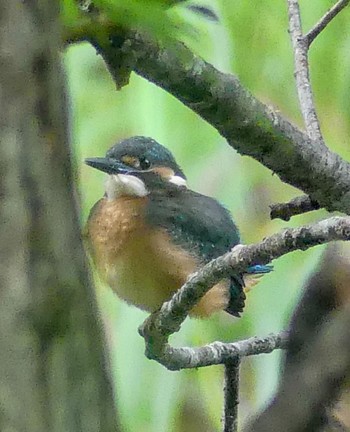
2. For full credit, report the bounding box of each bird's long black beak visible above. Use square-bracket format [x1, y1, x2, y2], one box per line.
[85, 157, 134, 175]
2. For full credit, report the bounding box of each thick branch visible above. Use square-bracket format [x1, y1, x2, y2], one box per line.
[246, 245, 350, 431]
[94, 35, 350, 214]
[247, 303, 350, 432]
[287, 0, 323, 141]
[305, 0, 350, 47]
[0, 2, 118, 430]
[140, 217, 350, 369]
[270, 195, 320, 221]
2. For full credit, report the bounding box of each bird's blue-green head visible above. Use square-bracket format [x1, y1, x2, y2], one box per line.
[85, 136, 187, 199]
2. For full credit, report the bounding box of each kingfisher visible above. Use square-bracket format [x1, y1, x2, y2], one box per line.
[85, 136, 272, 318]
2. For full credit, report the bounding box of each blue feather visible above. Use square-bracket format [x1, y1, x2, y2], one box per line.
[246, 264, 273, 274]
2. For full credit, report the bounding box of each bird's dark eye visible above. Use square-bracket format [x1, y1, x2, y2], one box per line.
[139, 157, 151, 170]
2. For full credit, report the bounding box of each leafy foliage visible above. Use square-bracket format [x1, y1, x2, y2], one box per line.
[61, 0, 204, 44]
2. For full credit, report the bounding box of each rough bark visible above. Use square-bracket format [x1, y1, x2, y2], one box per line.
[270, 195, 320, 221]
[223, 360, 240, 432]
[93, 34, 350, 215]
[0, 1, 118, 431]
[305, 0, 350, 46]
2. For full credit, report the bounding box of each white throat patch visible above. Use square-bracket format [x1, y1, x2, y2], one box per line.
[105, 174, 149, 200]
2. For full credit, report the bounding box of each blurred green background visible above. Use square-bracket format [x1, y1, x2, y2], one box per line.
[63, 1, 350, 430]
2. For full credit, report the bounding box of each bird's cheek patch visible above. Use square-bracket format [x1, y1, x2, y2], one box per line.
[152, 167, 187, 188]
[168, 175, 187, 187]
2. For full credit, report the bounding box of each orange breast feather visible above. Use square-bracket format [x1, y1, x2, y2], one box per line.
[86, 197, 229, 317]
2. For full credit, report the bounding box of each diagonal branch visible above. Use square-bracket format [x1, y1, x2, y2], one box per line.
[286, 0, 323, 141]
[139, 216, 350, 370]
[93, 34, 350, 215]
[73, 1, 350, 214]
[305, 0, 350, 47]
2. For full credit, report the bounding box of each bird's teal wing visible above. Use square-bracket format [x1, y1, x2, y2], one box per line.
[147, 188, 239, 259]
[146, 188, 245, 315]
[147, 187, 273, 316]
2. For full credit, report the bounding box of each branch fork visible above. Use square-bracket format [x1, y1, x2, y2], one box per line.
[139, 217, 350, 370]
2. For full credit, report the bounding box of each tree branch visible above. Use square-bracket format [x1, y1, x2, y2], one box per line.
[270, 195, 320, 221]
[246, 304, 350, 432]
[92, 34, 350, 214]
[139, 216, 350, 369]
[0, 1, 118, 429]
[247, 246, 350, 431]
[284, 245, 342, 430]
[287, 0, 323, 141]
[277, 1, 348, 221]
[305, 0, 350, 47]
[223, 360, 240, 432]
[140, 330, 288, 371]
[75, 2, 350, 213]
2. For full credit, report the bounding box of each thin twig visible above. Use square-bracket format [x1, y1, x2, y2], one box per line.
[287, 0, 323, 141]
[140, 217, 350, 369]
[270, 195, 320, 221]
[305, 0, 350, 47]
[223, 360, 240, 432]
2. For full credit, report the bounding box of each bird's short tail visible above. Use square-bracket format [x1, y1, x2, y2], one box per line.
[225, 265, 273, 317]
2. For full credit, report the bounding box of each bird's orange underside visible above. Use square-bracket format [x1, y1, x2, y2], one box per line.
[86, 196, 229, 317]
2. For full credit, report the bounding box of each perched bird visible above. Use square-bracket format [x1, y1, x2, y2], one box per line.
[85, 136, 271, 318]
